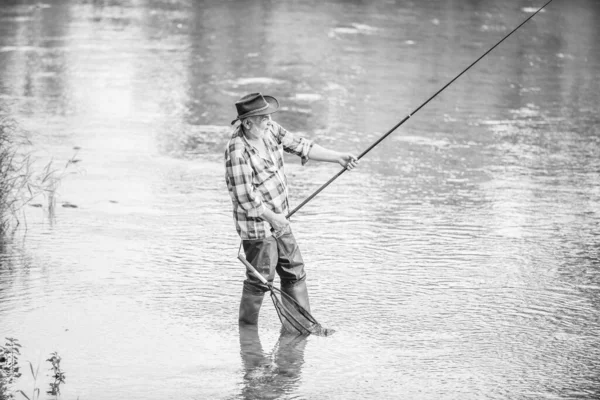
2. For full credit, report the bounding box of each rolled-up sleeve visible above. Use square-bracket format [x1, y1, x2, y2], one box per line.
[273, 123, 314, 165]
[225, 148, 266, 218]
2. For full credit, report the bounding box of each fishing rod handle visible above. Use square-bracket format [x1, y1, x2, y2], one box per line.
[237, 254, 269, 285]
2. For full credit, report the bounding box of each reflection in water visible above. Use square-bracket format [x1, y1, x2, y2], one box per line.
[238, 325, 307, 400]
[0, 237, 34, 316]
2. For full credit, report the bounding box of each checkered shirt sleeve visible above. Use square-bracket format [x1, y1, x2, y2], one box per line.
[225, 123, 314, 239]
[271, 122, 313, 165]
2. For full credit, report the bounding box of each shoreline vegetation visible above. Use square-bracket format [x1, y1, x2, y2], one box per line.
[0, 120, 70, 398]
[0, 338, 66, 400]
[0, 117, 73, 238]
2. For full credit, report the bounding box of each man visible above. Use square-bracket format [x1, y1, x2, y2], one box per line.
[225, 92, 358, 325]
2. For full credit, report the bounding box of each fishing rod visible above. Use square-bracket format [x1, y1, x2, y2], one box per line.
[287, 0, 554, 219]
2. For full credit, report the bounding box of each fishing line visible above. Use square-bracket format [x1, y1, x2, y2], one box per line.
[287, 0, 554, 219]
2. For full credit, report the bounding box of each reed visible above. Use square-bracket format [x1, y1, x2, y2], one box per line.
[0, 118, 65, 236]
[16, 362, 39, 400]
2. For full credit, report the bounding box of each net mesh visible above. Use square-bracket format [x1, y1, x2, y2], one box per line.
[268, 285, 333, 337]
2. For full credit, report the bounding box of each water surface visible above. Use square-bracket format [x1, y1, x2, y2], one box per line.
[1, 0, 599, 399]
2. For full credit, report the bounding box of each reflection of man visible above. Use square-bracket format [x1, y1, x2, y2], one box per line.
[225, 93, 358, 325]
[239, 324, 308, 398]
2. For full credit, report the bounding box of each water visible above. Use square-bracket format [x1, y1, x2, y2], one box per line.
[1, 0, 599, 399]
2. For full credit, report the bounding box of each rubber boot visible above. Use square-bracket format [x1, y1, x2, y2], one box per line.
[281, 279, 311, 313]
[239, 289, 265, 325]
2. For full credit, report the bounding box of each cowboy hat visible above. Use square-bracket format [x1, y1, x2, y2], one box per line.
[231, 93, 279, 125]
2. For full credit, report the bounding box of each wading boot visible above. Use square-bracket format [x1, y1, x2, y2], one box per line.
[239, 290, 265, 325]
[281, 279, 311, 313]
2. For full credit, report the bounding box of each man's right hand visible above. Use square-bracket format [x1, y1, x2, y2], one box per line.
[262, 209, 290, 234]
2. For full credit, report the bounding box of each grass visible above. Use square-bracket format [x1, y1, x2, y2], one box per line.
[0, 338, 66, 400]
[0, 337, 21, 400]
[0, 117, 70, 236]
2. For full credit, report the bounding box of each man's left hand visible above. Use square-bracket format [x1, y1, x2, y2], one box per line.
[339, 153, 359, 170]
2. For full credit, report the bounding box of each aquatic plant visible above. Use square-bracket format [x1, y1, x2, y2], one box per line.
[0, 337, 22, 400]
[0, 118, 71, 236]
[46, 352, 65, 398]
[16, 362, 39, 400]
[16, 355, 66, 400]
[0, 339, 66, 400]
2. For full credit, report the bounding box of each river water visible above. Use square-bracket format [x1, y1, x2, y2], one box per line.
[1, 0, 599, 399]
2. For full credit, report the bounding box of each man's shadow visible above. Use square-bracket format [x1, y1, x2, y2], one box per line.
[238, 324, 308, 399]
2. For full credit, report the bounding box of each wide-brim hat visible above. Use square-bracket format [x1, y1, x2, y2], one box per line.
[231, 93, 279, 125]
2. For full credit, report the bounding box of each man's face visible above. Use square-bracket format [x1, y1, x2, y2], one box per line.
[249, 114, 271, 138]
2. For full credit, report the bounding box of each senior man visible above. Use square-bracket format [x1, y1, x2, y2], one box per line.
[225, 92, 358, 325]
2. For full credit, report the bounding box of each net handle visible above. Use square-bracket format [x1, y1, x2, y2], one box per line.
[238, 254, 269, 285]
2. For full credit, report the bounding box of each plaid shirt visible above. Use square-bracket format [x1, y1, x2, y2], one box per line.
[225, 121, 314, 240]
